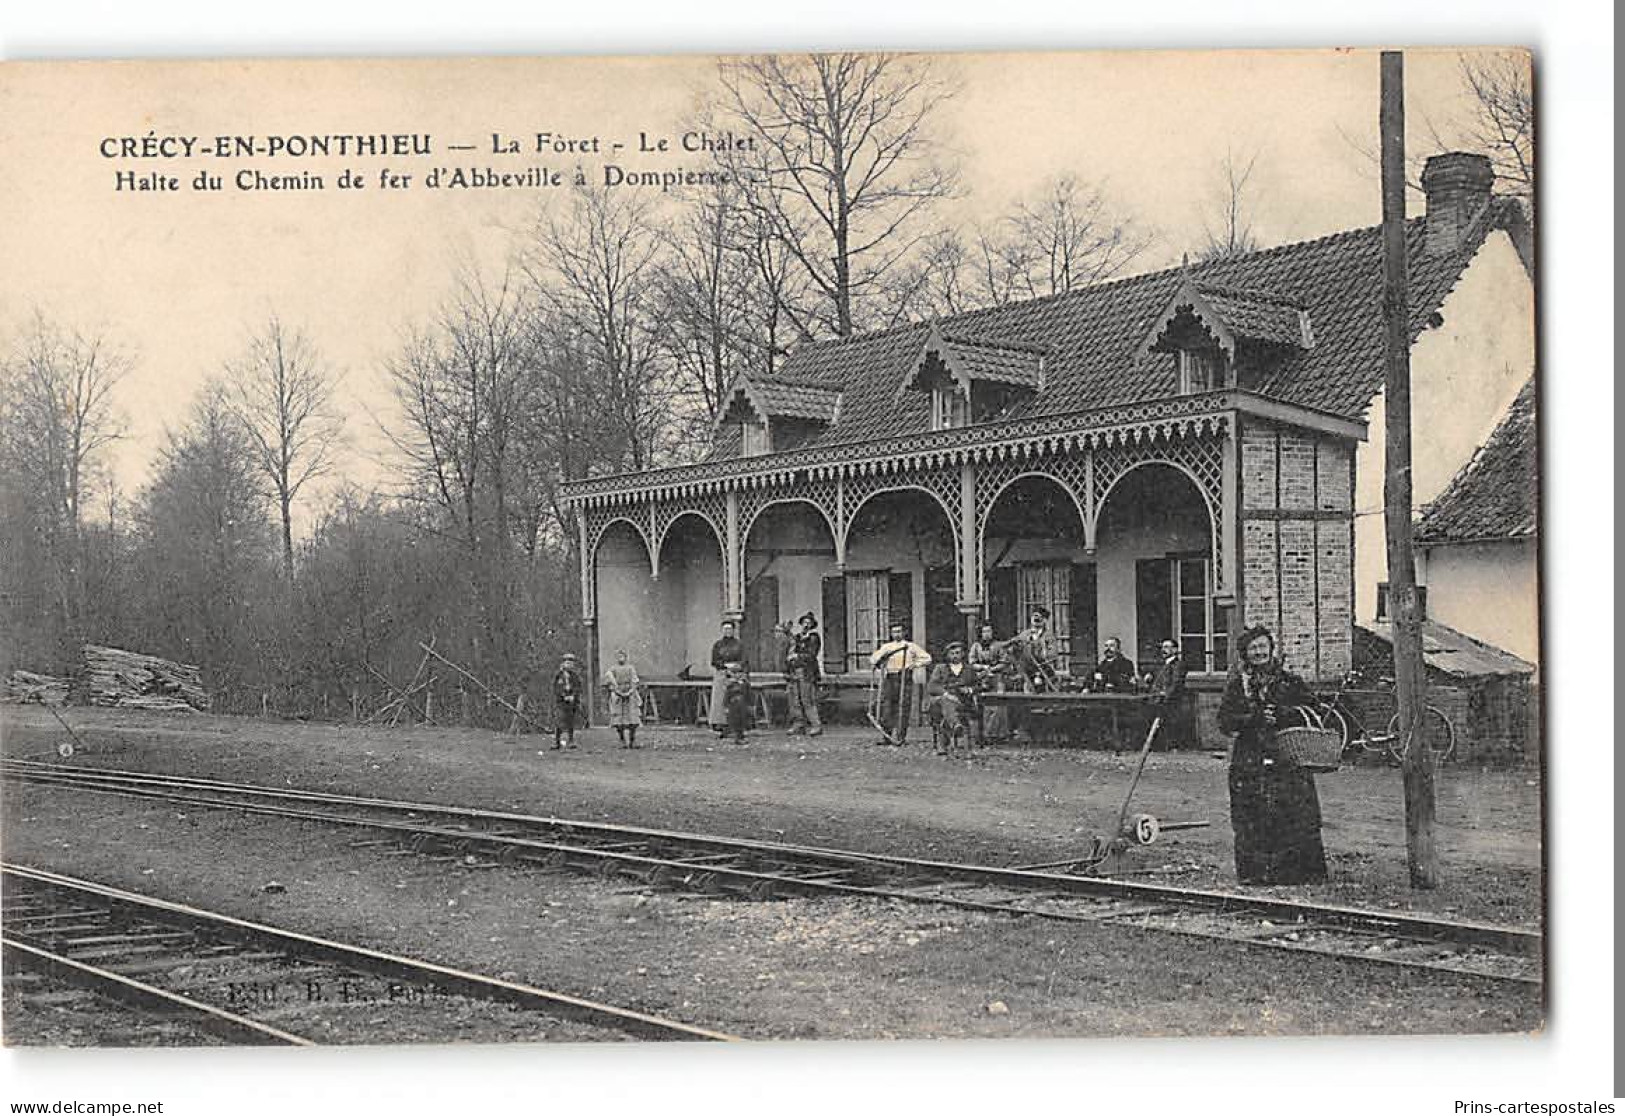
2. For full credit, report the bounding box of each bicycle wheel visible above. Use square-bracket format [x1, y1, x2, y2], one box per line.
[1386, 706, 1458, 764]
[1321, 704, 1354, 755]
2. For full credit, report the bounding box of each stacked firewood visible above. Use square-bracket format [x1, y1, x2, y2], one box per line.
[3, 669, 70, 705]
[80, 645, 209, 712]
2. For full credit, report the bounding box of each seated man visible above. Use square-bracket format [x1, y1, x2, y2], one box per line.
[926, 641, 983, 753]
[1011, 606, 1057, 693]
[870, 620, 931, 745]
[1089, 636, 1141, 752]
[1091, 637, 1139, 693]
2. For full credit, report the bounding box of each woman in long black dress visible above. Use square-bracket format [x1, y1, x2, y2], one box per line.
[1217, 626, 1328, 885]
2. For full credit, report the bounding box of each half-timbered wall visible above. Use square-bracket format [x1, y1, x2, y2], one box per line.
[1238, 419, 1354, 681]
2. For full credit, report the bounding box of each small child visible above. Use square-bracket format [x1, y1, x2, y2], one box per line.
[722, 662, 751, 745]
[552, 652, 583, 750]
[604, 648, 643, 749]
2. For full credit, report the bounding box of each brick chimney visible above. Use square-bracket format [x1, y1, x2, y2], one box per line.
[1421, 152, 1495, 255]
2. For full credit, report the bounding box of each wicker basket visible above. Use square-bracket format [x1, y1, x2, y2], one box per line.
[1267, 708, 1343, 772]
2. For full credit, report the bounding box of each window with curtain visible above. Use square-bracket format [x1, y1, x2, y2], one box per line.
[845, 570, 889, 671]
[1016, 561, 1073, 673]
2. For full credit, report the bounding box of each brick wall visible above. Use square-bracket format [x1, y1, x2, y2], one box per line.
[1279, 433, 1318, 511]
[1316, 520, 1353, 677]
[1237, 420, 1356, 683]
[1241, 426, 1277, 510]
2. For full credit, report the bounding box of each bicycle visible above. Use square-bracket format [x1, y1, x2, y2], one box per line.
[1317, 669, 1458, 765]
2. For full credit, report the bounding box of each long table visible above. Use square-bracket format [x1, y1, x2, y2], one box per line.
[978, 690, 1150, 746]
[640, 677, 786, 725]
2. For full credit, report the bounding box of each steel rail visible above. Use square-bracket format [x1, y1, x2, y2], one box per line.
[3, 760, 1542, 986]
[2, 863, 740, 1043]
[3, 936, 314, 1046]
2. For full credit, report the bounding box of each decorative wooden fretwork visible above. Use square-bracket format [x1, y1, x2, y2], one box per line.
[585, 504, 654, 569]
[576, 407, 1247, 625]
[737, 477, 840, 548]
[838, 463, 959, 544]
[1091, 431, 1227, 587]
[652, 492, 727, 566]
[973, 453, 1088, 541]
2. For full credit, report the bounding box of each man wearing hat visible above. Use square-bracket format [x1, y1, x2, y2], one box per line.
[870, 619, 931, 745]
[1013, 606, 1057, 692]
[927, 640, 982, 753]
[551, 652, 584, 750]
[785, 611, 823, 736]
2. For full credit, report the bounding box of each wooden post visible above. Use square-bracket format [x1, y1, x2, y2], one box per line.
[1380, 51, 1439, 888]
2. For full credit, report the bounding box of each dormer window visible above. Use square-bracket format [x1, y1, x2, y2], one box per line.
[903, 325, 1046, 429]
[931, 383, 969, 430]
[715, 377, 842, 459]
[740, 418, 770, 456]
[1179, 348, 1223, 393]
[1143, 279, 1313, 398]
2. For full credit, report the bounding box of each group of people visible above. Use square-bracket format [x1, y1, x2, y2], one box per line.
[547, 648, 645, 751]
[546, 614, 1327, 887]
[864, 608, 1195, 753]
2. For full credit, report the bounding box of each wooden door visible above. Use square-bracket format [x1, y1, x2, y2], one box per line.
[744, 574, 780, 672]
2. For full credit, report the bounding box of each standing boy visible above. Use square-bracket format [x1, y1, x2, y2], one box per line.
[552, 652, 584, 750]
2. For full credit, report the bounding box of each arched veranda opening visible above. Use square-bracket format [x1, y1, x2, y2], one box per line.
[840, 488, 958, 672]
[1095, 463, 1223, 673]
[981, 474, 1091, 673]
[595, 514, 725, 679]
[741, 501, 838, 674]
[594, 520, 657, 676]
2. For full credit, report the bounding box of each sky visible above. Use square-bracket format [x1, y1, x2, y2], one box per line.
[0, 49, 1501, 506]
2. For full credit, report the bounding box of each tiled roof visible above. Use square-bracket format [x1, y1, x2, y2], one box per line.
[752, 380, 842, 422]
[1416, 376, 1539, 543]
[728, 201, 1519, 454]
[1195, 284, 1310, 348]
[939, 333, 1046, 388]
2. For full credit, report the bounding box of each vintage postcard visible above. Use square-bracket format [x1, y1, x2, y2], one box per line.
[0, 48, 1541, 1053]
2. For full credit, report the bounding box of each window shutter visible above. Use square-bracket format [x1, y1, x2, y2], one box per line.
[1135, 558, 1174, 667]
[821, 576, 847, 673]
[987, 566, 1018, 638]
[1069, 562, 1098, 673]
[887, 571, 914, 634]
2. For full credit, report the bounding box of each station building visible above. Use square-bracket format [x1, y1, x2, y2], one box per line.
[560, 152, 1536, 742]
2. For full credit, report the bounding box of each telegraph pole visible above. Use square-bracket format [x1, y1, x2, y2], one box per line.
[1380, 50, 1439, 888]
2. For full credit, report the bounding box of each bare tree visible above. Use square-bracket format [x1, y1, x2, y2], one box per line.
[1457, 52, 1534, 211]
[1196, 147, 1264, 261]
[529, 185, 675, 472]
[993, 174, 1154, 298]
[656, 182, 757, 429]
[889, 174, 1153, 323]
[133, 383, 275, 700]
[223, 316, 343, 585]
[384, 259, 541, 684]
[714, 52, 959, 337]
[0, 312, 128, 659]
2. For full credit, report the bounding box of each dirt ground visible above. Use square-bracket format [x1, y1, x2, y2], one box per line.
[1, 779, 1539, 1043]
[0, 705, 1545, 925]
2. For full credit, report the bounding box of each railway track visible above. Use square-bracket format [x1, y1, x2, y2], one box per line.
[1, 862, 739, 1044]
[3, 758, 1543, 989]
